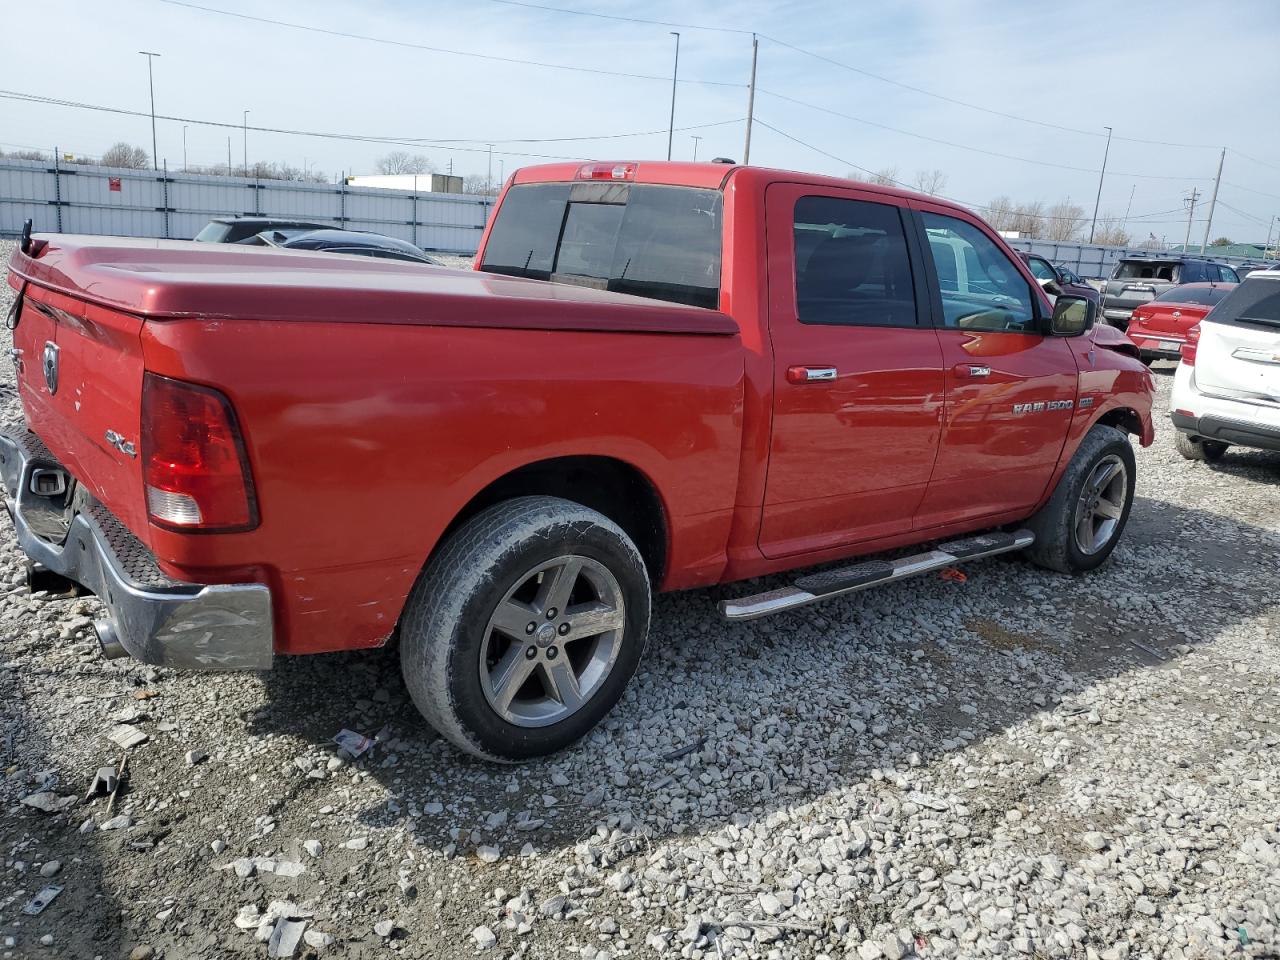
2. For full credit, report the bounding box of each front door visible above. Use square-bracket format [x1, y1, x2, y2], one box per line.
[910, 205, 1078, 527]
[759, 184, 944, 559]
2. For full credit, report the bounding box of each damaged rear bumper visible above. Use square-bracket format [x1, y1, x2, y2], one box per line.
[0, 424, 273, 670]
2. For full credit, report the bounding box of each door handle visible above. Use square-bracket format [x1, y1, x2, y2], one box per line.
[786, 365, 838, 384]
[952, 363, 991, 378]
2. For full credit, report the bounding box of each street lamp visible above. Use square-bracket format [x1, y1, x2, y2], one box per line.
[138, 51, 161, 171]
[182, 124, 188, 172]
[242, 110, 250, 177]
[691, 135, 702, 162]
[1088, 125, 1113, 245]
[666, 32, 680, 161]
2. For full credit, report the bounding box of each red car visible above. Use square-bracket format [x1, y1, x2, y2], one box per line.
[2, 163, 1154, 759]
[1126, 282, 1236, 364]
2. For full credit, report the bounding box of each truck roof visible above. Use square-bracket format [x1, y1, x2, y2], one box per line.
[512, 161, 959, 210]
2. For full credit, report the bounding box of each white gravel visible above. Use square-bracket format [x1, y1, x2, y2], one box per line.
[0, 237, 1277, 959]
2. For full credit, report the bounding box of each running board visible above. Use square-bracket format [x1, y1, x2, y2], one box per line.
[719, 529, 1035, 621]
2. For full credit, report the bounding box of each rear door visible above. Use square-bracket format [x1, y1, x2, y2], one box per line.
[758, 183, 944, 558]
[909, 204, 1078, 527]
[1194, 277, 1280, 403]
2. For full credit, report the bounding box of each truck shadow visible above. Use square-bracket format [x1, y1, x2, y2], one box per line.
[248, 492, 1278, 871]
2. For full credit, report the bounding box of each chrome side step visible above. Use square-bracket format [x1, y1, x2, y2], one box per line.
[719, 529, 1035, 621]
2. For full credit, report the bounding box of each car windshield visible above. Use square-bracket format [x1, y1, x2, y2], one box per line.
[1114, 261, 1180, 281]
[194, 222, 233, 243]
[1154, 285, 1234, 306]
[481, 181, 723, 310]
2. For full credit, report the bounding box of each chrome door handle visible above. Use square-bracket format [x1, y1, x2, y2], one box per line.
[953, 363, 991, 378]
[786, 365, 838, 384]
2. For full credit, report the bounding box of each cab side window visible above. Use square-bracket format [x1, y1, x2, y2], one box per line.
[1219, 264, 1239, 282]
[921, 212, 1037, 333]
[1026, 257, 1057, 282]
[793, 196, 919, 327]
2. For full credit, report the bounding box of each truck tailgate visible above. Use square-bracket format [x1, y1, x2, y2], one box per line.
[14, 282, 150, 541]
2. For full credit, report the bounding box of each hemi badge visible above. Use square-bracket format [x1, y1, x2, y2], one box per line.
[104, 429, 137, 458]
[1080, 397, 1095, 408]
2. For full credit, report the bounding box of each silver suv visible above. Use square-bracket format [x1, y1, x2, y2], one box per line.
[1102, 256, 1239, 328]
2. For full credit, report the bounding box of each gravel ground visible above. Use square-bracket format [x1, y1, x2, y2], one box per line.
[0, 237, 1277, 960]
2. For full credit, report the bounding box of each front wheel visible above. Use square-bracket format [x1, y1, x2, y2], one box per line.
[1025, 424, 1136, 574]
[399, 496, 651, 762]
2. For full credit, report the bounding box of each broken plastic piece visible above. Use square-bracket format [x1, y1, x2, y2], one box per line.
[87, 766, 119, 799]
[23, 886, 62, 916]
[939, 567, 967, 583]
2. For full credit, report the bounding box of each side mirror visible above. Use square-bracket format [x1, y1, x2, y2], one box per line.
[1050, 295, 1095, 336]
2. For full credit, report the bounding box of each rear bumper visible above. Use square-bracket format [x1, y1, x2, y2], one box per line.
[0, 425, 273, 670]
[1169, 364, 1280, 453]
[1170, 409, 1280, 452]
[1129, 332, 1184, 360]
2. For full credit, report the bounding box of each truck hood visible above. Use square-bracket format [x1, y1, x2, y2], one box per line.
[7, 234, 738, 336]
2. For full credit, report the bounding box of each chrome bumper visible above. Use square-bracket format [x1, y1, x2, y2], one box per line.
[0, 425, 273, 670]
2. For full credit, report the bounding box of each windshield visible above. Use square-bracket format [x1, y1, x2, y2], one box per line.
[1154, 285, 1234, 306]
[194, 221, 232, 243]
[1114, 260, 1180, 281]
[481, 182, 723, 310]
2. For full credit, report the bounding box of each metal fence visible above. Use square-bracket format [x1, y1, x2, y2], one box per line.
[0, 157, 494, 254]
[1003, 237, 1265, 280]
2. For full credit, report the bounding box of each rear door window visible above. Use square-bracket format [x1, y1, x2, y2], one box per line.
[481, 182, 723, 309]
[1205, 279, 1280, 328]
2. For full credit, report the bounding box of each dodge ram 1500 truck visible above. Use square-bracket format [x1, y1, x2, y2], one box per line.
[2, 162, 1155, 760]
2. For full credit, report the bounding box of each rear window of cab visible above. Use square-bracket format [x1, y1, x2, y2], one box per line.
[480, 182, 723, 310]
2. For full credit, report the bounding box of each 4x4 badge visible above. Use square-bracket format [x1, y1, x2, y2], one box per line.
[41, 341, 59, 395]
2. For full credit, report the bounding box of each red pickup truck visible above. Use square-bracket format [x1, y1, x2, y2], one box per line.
[2, 162, 1154, 760]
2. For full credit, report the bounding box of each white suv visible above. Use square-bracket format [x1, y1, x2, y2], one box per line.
[1171, 270, 1280, 461]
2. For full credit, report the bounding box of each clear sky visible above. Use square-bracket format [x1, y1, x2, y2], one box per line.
[3, 0, 1278, 242]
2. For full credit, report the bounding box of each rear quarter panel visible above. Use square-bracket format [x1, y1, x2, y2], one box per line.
[140, 319, 745, 654]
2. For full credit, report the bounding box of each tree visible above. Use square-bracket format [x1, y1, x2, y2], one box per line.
[1210, 236, 1232, 247]
[1009, 201, 1046, 239]
[0, 148, 47, 161]
[1092, 216, 1132, 247]
[101, 142, 150, 168]
[377, 151, 434, 175]
[984, 196, 1017, 233]
[1043, 201, 1086, 242]
[912, 168, 947, 196]
[462, 174, 499, 196]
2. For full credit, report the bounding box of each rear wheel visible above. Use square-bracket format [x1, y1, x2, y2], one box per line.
[399, 496, 651, 761]
[1026, 424, 1136, 574]
[1175, 432, 1227, 462]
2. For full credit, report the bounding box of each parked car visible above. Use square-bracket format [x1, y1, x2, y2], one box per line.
[1171, 269, 1280, 461]
[194, 216, 332, 244]
[3, 166, 1154, 760]
[256, 228, 442, 265]
[1126, 282, 1236, 364]
[1234, 261, 1279, 278]
[1055, 263, 1090, 287]
[1102, 255, 1240, 328]
[1016, 252, 1100, 305]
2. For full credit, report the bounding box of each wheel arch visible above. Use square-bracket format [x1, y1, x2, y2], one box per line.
[1095, 406, 1145, 439]
[434, 455, 669, 585]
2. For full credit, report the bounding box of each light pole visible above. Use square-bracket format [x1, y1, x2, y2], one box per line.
[666, 32, 680, 161]
[691, 135, 702, 161]
[242, 110, 250, 176]
[1088, 125, 1112, 245]
[182, 125, 188, 172]
[486, 144, 494, 196]
[138, 51, 161, 171]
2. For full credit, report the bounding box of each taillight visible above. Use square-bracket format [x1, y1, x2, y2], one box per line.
[141, 374, 258, 532]
[1180, 323, 1201, 366]
[576, 162, 636, 181]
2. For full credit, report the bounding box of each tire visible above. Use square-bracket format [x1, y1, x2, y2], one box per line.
[399, 496, 651, 762]
[1175, 432, 1228, 462]
[1025, 424, 1136, 575]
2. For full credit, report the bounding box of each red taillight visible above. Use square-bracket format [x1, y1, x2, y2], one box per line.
[576, 162, 636, 181]
[1181, 323, 1201, 366]
[141, 374, 258, 532]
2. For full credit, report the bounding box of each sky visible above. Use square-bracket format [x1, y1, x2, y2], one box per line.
[3, 0, 1279, 243]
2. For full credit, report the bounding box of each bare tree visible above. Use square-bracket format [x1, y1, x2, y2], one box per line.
[377, 151, 435, 175]
[1043, 201, 1086, 242]
[462, 174, 499, 196]
[1092, 216, 1132, 247]
[0, 148, 48, 161]
[912, 168, 947, 196]
[101, 142, 150, 168]
[1008, 201, 1046, 239]
[983, 196, 1016, 233]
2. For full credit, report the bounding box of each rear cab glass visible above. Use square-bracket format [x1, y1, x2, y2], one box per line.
[480, 181, 723, 309]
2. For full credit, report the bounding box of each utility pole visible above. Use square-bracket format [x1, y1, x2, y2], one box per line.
[1088, 125, 1112, 244]
[743, 34, 758, 165]
[226, 137, 232, 177]
[1183, 188, 1200, 252]
[486, 144, 494, 196]
[691, 135, 702, 161]
[1200, 147, 1225, 254]
[182, 125, 187, 172]
[242, 110, 250, 176]
[138, 51, 161, 171]
[666, 32, 680, 161]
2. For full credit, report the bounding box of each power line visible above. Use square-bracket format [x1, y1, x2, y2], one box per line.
[1229, 148, 1280, 174]
[755, 89, 1210, 181]
[485, 0, 751, 34]
[155, 0, 742, 87]
[1215, 200, 1270, 228]
[1222, 181, 1280, 202]
[0, 89, 739, 158]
